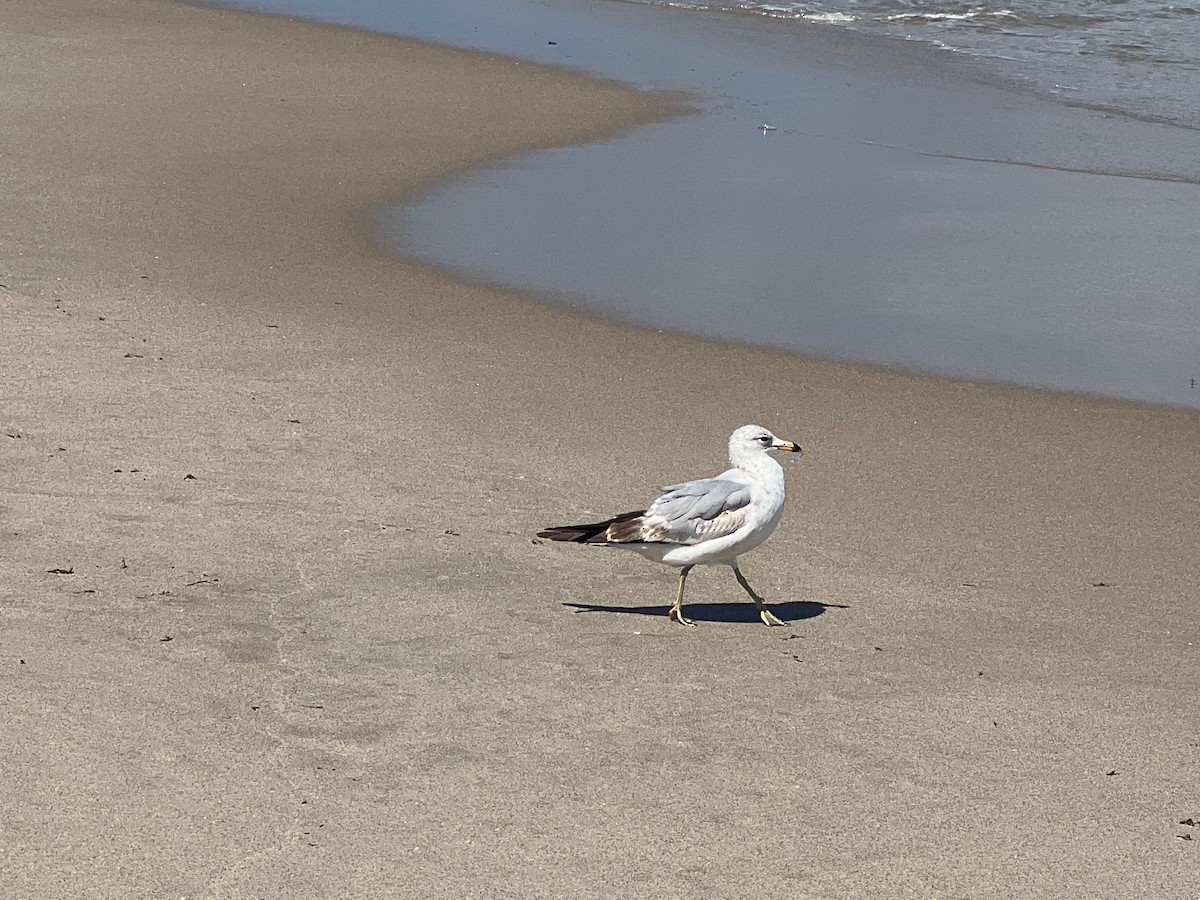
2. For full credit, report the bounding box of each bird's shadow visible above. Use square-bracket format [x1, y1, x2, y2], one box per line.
[562, 598, 845, 625]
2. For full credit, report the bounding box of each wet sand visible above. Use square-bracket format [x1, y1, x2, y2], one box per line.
[2, 2, 1198, 897]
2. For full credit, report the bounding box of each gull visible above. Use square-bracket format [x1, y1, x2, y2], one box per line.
[538, 425, 802, 627]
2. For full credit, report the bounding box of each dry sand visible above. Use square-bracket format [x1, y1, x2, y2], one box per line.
[2, 2, 1198, 897]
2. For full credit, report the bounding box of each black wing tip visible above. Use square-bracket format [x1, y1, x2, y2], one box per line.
[536, 525, 605, 544]
[536, 526, 583, 542]
[537, 510, 645, 544]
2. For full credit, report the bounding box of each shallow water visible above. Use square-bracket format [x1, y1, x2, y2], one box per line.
[207, 0, 1200, 408]
[627, 0, 1200, 129]
[386, 118, 1200, 407]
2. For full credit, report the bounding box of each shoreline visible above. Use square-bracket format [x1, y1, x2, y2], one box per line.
[214, 0, 1200, 409]
[3, 2, 1199, 897]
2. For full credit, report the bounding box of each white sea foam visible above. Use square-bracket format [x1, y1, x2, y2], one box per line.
[885, 11, 1015, 24]
[801, 12, 857, 24]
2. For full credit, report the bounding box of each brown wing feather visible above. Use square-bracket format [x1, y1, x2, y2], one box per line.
[605, 513, 670, 543]
[687, 506, 751, 541]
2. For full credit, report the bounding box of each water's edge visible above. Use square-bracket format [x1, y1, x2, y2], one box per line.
[198, 0, 1200, 411]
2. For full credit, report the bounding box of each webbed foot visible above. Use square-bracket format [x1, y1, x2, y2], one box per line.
[669, 604, 697, 627]
[758, 606, 786, 627]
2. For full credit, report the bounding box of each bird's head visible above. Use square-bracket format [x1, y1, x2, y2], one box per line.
[729, 424, 801, 463]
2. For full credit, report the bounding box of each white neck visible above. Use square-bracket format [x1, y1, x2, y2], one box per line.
[731, 448, 784, 482]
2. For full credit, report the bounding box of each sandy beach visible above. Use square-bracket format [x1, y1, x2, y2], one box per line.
[2, 2, 1198, 897]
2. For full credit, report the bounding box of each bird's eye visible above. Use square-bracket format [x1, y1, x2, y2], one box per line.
[758, 434, 772, 444]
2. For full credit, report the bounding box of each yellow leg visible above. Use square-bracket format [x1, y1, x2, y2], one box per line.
[733, 564, 786, 627]
[668, 565, 696, 627]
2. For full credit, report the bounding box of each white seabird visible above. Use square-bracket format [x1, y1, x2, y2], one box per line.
[538, 424, 802, 627]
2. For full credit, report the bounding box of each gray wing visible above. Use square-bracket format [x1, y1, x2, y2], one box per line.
[639, 477, 753, 544]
